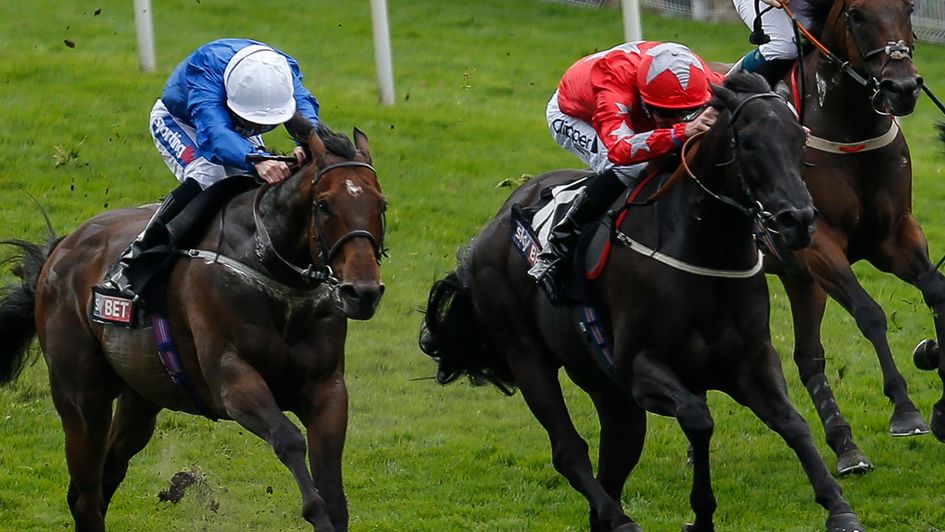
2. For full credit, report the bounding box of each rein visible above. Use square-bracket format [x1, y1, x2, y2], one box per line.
[619, 91, 791, 278]
[253, 160, 385, 286]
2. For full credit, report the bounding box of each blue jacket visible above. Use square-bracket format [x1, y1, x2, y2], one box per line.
[161, 38, 320, 172]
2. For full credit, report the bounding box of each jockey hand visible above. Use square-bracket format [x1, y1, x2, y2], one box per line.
[254, 160, 292, 185]
[760, 0, 784, 7]
[293, 146, 307, 167]
[684, 107, 719, 137]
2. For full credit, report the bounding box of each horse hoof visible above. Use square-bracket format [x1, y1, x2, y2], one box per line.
[889, 408, 930, 436]
[836, 449, 873, 476]
[913, 339, 939, 371]
[932, 404, 945, 442]
[613, 523, 644, 532]
[826, 511, 865, 532]
[682, 524, 713, 532]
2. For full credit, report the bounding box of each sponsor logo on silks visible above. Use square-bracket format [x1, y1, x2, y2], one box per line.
[152, 116, 197, 166]
[92, 292, 134, 324]
[551, 118, 596, 153]
[512, 218, 541, 266]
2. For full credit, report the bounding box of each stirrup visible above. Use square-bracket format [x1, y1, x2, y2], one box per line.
[527, 258, 556, 281]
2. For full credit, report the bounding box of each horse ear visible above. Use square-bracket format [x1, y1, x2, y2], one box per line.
[353, 127, 372, 164]
[711, 83, 736, 110]
[308, 131, 329, 168]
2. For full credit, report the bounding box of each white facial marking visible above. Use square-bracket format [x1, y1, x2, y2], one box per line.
[345, 178, 363, 196]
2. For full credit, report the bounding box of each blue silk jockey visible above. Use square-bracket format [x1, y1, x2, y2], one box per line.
[731, 0, 832, 85]
[103, 38, 320, 297]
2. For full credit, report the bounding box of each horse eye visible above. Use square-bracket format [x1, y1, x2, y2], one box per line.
[316, 200, 331, 214]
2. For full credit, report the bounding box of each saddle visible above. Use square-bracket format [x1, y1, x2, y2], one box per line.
[511, 169, 658, 305]
[90, 176, 259, 328]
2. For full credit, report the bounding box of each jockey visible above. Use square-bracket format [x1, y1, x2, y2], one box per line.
[529, 41, 723, 304]
[104, 38, 321, 298]
[731, 0, 832, 85]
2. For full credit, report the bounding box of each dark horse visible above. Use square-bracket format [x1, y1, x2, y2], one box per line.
[766, 0, 945, 474]
[0, 122, 386, 531]
[421, 74, 863, 531]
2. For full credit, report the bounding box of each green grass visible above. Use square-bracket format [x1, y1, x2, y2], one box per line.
[2, 0, 945, 530]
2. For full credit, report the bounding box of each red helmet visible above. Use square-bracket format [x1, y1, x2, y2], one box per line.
[637, 43, 713, 110]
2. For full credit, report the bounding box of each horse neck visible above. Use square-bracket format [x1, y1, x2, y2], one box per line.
[664, 123, 757, 262]
[257, 167, 314, 265]
[799, 52, 891, 138]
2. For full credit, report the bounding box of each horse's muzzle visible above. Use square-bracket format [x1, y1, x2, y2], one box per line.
[879, 76, 923, 116]
[772, 206, 818, 250]
[338, 281, 385, 320]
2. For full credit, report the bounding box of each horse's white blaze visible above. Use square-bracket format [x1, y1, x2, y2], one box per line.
[345, 179, 363, 196]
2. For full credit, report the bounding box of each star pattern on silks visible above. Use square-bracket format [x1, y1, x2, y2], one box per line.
[615, 102, 631, 117]
[609, 122, 635, 143]
[626, 131, 654, 158]
[644, 42, 705, 89]
[582, 41, 643, 63]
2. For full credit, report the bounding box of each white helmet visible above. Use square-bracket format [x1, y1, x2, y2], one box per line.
[224, 45, 296, 125]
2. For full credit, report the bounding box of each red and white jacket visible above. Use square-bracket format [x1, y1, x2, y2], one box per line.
[556, 41, 724, 167]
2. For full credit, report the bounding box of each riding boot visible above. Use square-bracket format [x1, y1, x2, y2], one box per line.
[103, 178, 202, 298]
[729, 50, 793, 88]
[753, 58, 795, 88]
[527, 169, 626, 305]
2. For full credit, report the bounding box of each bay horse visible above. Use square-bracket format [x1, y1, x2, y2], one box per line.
[421, 74, 863, 531]
[0, 122, 386, 531]
[765, 0, 944, 474]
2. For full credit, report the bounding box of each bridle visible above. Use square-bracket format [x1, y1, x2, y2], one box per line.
[253, 160, 387, 285]
[782, 0, 916, 115]
[680, 92, 789, 227]
[678, 91, 802, 263]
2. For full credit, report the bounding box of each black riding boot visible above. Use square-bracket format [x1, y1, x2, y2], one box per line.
[753, 58, 795, 88]
[103, 178, 202, 297]
[527, 169, 626, 305]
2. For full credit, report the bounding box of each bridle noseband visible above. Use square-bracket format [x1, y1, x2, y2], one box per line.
[803, 0, 916, 115]
[253, 160, 387, 286]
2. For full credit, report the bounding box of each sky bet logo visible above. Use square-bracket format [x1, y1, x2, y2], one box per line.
[152, 116, 197, 164]
[93, 292, 133, 324]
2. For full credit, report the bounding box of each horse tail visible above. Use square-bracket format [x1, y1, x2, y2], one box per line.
[419, 244, 517, 396]
[0, 236, 58, 384]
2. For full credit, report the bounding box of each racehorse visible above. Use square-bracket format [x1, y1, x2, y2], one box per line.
[0, 121, 386, 531]
[421, 74, 863, 531]
[766, 0, 944, 474]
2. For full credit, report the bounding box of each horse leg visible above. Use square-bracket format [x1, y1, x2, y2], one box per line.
[871, 214, 945, 441]
[509, 352, 639, 532]
[44, 338, 118, 532]
[806, 238, 926, 435]
[586, 385, 647, 532]
[216, 354, 332, 531]
[728, 344, 863, 532]
[101, 388, 161, 511]
[630, 352, 716, 532]
[295, 375, 349, 532]
[780, 274, 872, 475]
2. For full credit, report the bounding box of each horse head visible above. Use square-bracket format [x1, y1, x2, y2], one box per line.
[303, 127, 387, 320]
[707, 73, 815, 250]
[823, 0, 922, 116]
[260, 119, 387, 320]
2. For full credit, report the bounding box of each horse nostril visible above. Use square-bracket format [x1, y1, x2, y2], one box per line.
[339, 282, 384, 303]
[880, 78, 919, 96]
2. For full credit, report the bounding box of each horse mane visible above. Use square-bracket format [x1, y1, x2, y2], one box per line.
[284, 113, 357, 160]
[722, 71, 771, 96]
